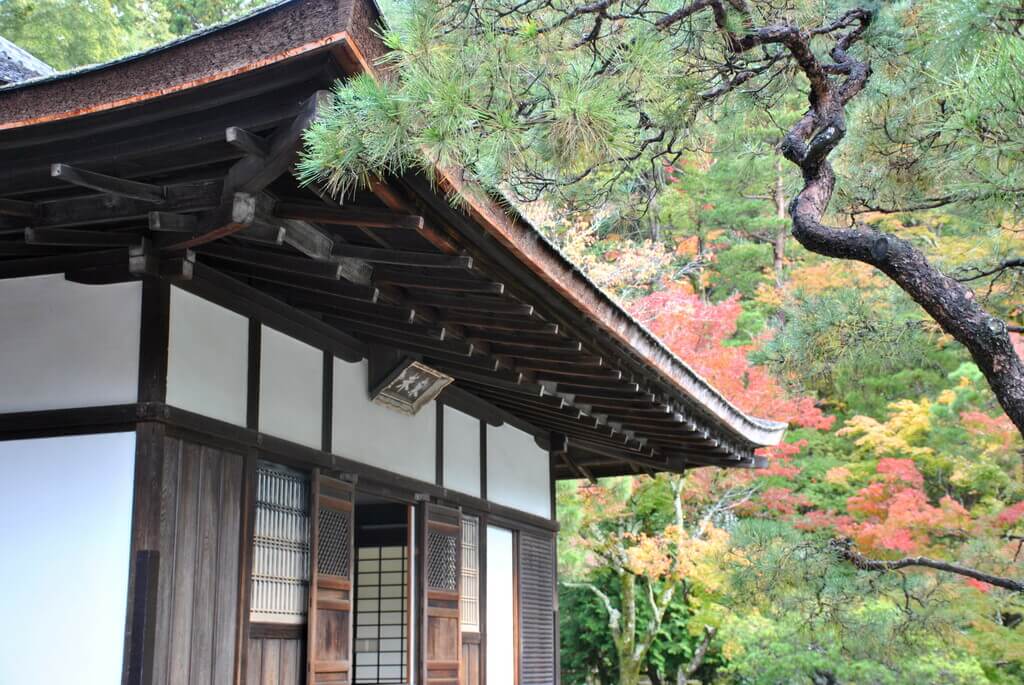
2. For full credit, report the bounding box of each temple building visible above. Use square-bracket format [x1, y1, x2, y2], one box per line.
[0, 3, 785, 684]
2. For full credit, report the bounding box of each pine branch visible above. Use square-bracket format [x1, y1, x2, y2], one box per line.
[831, 539, 1024, 592]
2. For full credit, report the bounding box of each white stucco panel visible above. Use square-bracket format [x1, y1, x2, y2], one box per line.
[332, 358, 436, 483]
[0, 432, 135, 684]
[486, 525, 515, 685]
[0, 274, 140, 413]
[259, 325, 323, 449]
[166, 286, 248, 426]
[487, 423, 551, 519]
[442, 406, 480, 497]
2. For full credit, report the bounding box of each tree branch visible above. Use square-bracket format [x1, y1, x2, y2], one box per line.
[564, 580, 623, 640]
[681, 625, 717, 680]
[831, 539, 1024, 592]
[955, 258, 1024, 283]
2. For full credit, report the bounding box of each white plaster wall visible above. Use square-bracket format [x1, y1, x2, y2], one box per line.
[486, 526, 515, 685]
[259, 325, 323, 449]
[487, 423, 551, 519]
[0, 274, 140, 413]
[332, 358, 436, 483]
[443, 406, 480, 497]
[166, 286, 248, 426]
[0, 432, 135, 684]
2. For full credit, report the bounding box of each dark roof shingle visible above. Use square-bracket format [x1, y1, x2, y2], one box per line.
[0, 35, 54, 85]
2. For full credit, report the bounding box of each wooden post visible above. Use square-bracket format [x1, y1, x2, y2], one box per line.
[124, 550, 160, 685]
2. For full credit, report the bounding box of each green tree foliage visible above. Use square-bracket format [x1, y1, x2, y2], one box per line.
[0, 0, 171, 70]
[0, 0, 257, 71]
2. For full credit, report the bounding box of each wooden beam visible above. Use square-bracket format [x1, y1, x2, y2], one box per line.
[340, 332, 496, 370]
[25, 227, 142, 247]
[441, 312, 556, 333]
[445, 370, 547, 397]
[0, 248, 128, 279]
[428, 360, 527, 385]
[280, 291, 417, 324]
[225, 126, 269, 157]
[148, 212, 197, 232]
[322, 311, 449, 342]
[403, 292, 533, 316]
[514, 361, 622, 379]
[559, 392, 660, 408]
[333, 319, 473, 356]
[414, 350, 503, 372]
[206, 260, 379, 302]
[484, 344, 601, 365]
[195, 243, 345, 280]
[36, 179, 222, 229]
[461, 331, 577, 349]
[163, 192, 257, 250]
[51, 163, 166, 202]
[187, 263, 365, 363]
[372, 268, 504, 294]
[227, 91, 330, 195]
[0, 243, 56, 257]
[0, 198, 35, 217]
[250, 194, 337, 260]
[332, 245, 473, 269]
[550, 384, 657, 402]
[274, 201, 425, 231]
[532, 370, 634, 387]
[169, 94, 330, 250]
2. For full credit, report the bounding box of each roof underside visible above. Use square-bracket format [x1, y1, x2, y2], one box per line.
[0, 0, 784, 479]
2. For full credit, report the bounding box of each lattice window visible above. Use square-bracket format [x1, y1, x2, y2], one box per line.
[250, 462, 310, 624]
[427, 529, 458, 592]
[461, 516, 480, 631]
[318, 507, 352, 578]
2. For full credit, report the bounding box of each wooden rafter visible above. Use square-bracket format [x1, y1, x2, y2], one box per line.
[51, 163, 166, 202]
[275, 201, 425, 231]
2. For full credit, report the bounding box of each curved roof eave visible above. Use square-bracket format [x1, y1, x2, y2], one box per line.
[0, 0, 786, 451]
[433, 171, 788, 448]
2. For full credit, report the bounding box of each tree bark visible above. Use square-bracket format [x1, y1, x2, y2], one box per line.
[650, 3, 1024, 433]
[773, 157, 786, 286]
[773, 14, 1024, 435]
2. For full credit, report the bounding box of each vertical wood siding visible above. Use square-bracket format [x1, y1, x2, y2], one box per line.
[461, 640, 481, 685]
[151, 436, 244, 685]
[518, 532, 556, 685]
[246, 638, 306, 685]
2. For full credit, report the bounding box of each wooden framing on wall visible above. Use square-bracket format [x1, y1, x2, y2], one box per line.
[0, 267, 559, 685]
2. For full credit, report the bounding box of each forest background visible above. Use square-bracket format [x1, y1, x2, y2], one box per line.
[5, 0, 1024, 682]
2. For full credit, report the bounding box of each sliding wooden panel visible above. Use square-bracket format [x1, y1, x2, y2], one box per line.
[308, 471, 355, 684]
[422, 503, 463, 685]
[518, 531, 557, 685]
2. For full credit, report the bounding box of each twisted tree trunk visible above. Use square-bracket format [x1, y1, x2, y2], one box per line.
[772, 11, 1024, 434]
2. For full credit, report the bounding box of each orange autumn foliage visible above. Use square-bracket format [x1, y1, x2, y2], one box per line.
[628, 283, 833, 430]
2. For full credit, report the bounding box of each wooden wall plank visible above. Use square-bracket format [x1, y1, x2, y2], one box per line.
[279, 639, 300, 685]
[153, 437, 182, 685]
[214, 449, 243, 683]
[189, 445, 222, 685]
[245, 638, 305, 685]
[123, 421, 166, 685]
[150, 436, 245, 685]
[262, 639, 281, 685]
[168, 440, 202, 685]
[246, 639, 264, 685]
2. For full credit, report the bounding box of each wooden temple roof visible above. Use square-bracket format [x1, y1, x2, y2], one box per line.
[0, 0, 786, 479]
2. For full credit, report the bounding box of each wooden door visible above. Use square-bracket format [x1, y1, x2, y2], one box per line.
[308, 470, 355, 684]
[421, 503, 462, 685]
